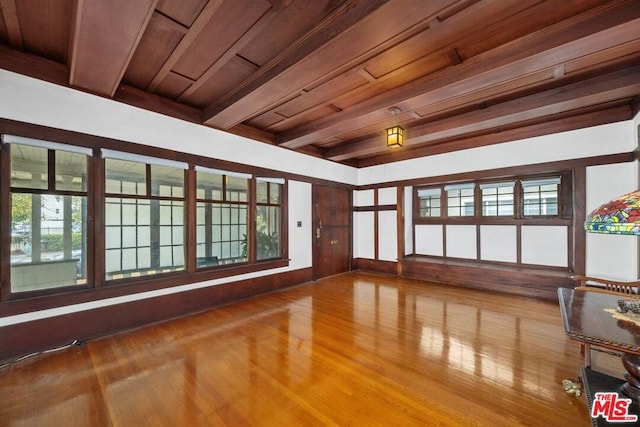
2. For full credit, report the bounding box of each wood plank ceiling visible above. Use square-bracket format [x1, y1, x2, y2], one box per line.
[0, 0, 639, 167]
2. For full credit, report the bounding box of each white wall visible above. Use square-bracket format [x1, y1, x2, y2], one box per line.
[358, 121, 635, 186]
[353, 211, 375, 259]
[0, 70, 358, 186]
[0, 70, 328, 327]
[357, 117, 638, 277]
[585, 162, 639, 280]
[0, 180, 313, 328]
[378, 211, 397, 261]
[2, 69, 639, 326]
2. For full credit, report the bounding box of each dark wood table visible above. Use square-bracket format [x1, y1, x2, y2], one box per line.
[558, 287, 640, 424]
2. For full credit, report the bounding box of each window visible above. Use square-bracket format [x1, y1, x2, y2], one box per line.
[104, 150, 188, 280]
[417, 188, 441, 218]
[6, 136, 91, 293]
[195, 167, 250, 268]
[445, 183, 475, 217]
[1, 131, 290, 301]
[256, 177, 284, 260]
[480, 182, 514, 216]
[522, 177, 560, 216]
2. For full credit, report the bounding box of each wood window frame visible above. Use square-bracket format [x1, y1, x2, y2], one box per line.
[411, 172, 574, 269]
[0, 122, 290, 310]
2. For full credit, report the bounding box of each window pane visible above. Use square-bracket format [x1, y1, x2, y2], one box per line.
[11, 194, 87, 292]
[196, 202, 248, 267]
[269, 182, 281, 204]
[522, 178, 559, 216]
[481, 183, 514, 216]
[196, 171, 223, 201]
[56, 151, 87, 192]
[11, 144, 48, 189]
[151, 165, 184, 197]
[256, 181, 268, 204]
[447, 187, 474, 217]
[226, 175, 249, 202]
[105, 197, 184, 280]
[256, 205, 280, 260]
[417, 188, 441, 218]
[105, 159, 146, 195]
[122, 202, 137, 225]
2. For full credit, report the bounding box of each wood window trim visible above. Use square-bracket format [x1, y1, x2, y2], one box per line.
[410, 172, 575, 270]
[0, 127, 290, 306]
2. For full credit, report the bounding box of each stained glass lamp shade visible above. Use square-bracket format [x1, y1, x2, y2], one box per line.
[585, 190, 640, 235]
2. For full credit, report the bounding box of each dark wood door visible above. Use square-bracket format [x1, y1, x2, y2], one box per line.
[313, 185, 351, 279]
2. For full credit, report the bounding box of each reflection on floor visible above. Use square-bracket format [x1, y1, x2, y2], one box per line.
[0, 272, 595, 426]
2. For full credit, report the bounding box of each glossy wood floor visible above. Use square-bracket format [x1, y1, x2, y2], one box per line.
[0, 272, 602, 426]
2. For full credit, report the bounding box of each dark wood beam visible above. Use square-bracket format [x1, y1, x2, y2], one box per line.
[0, 0, 23, 49]
[0, 43, 205, 127]
[0, 44, 68, 86]
[326, 67, 640, 161]
[114, 84, 202, 124]
[279, 6, 640, 149]
[69, 0, 157, 97]
[354, 105, 632, 168]
[177, 0, 284, 102]
[146, 0, 226, 92]
[201, 0, 391, 129]
[224, 123, 276, 145]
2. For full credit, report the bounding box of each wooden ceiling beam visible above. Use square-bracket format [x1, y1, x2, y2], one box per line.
[146, 0, 225, 92]
[325, 66, 640, 161]
[0, 42, 204, 127]
[176, 0, 283, 102]
[0, 0, 23, 50]
[0, 44, 68, 86]
[201, 0, 391, 129]
[279, 7, 640, 149]
[68, 0, 158, 97]
[355, 105, 632, 167]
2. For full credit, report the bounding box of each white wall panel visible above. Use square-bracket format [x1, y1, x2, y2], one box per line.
[353, 189, 374, 207]
[358, 121, 634, 186]
[0, 70, 358, 185]
[445, 225, 477, 259]
[480, 225, 517, 262]
[586, 162, 639, 280]
[521, 226, 567, 267]
[378, 187, 397, 205]
[404, 186, 413, 255]
[415, 225, 443, 256]
[353, 211, 375, 259]
[288, 181, 312, 269]
[378, 211, 397, 261]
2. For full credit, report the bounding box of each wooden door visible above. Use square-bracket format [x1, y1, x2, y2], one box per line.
[313, 185, 351, 279]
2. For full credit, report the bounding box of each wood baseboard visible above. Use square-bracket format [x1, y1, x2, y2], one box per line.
[401, 257, 571, 300]
[352, 258, 397, 275]
[0, 267, 313, 362]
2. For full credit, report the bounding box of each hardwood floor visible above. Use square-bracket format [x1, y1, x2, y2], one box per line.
[0, 272, 598, 426]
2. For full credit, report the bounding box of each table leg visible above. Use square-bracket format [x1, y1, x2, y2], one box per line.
[621, 354, 640, 402]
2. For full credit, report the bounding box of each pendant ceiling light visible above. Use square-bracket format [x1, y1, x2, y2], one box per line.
[386, 107, 404, 149]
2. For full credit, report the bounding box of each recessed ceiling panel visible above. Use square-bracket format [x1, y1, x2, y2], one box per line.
[172, 0, 270, 81]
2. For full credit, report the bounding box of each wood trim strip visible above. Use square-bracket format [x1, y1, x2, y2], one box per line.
[0, 119, 355, 191]
[573, 166, 587, 275]
[374, 189, 379, 261]
[396, 185, 404, 276]
[352, 204, 396, 212]
[356, 151, 635, 190]
[0, 142, 11, 300]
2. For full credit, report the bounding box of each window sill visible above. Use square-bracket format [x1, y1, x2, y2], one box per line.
[0, 258, 290, 316]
